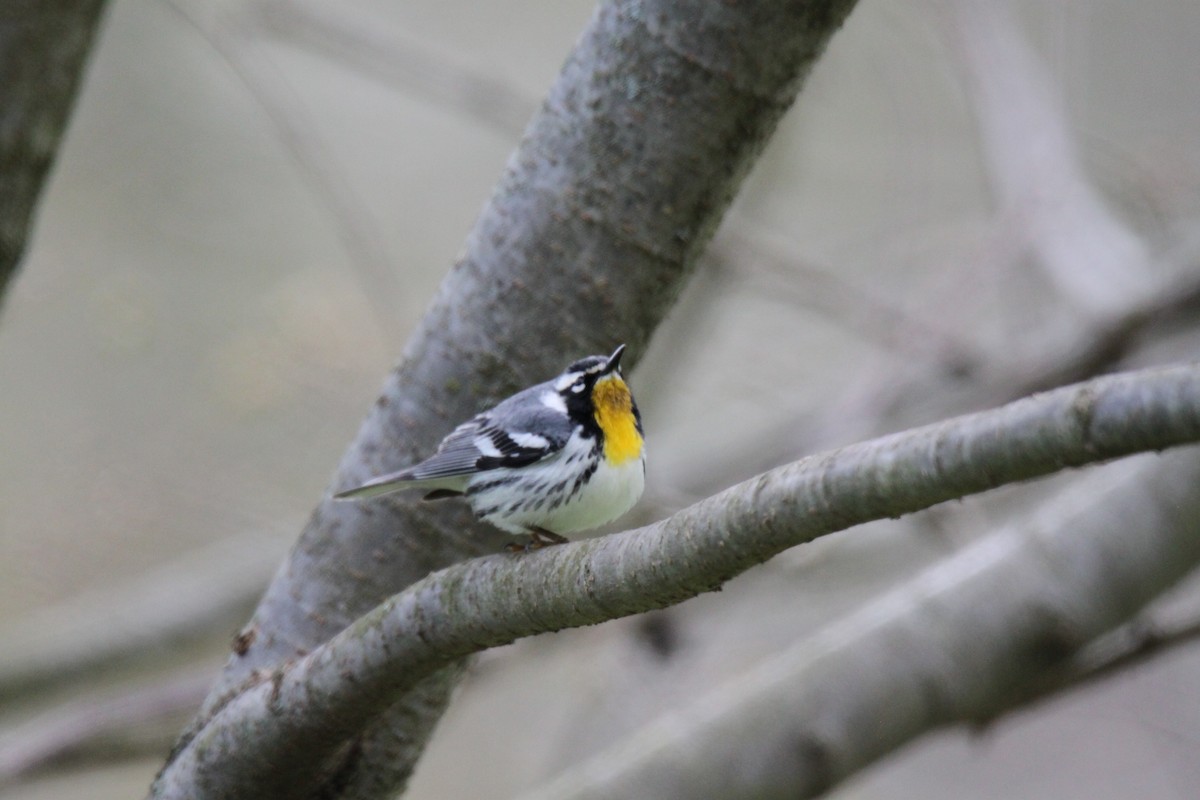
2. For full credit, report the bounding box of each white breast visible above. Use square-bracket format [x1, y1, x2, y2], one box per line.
[540, 446, 646, 534]
[465, 429, 645, 535]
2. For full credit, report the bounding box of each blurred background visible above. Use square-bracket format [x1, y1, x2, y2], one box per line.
[3, 1, 1200, 797]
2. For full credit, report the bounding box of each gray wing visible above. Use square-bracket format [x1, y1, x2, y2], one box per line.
[335, 384, 573, 500]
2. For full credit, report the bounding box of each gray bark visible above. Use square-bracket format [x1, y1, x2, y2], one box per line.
[163, 1, 860, 797]
[0, 0, 109, 306]
[520, 449, 1200, 799]
[153, 364, 1200, 799]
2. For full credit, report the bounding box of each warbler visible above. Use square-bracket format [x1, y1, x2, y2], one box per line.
[336, 344, 645, 548]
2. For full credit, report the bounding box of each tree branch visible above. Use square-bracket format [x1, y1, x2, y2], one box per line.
[153, 363, 1200, 799]
[0, 532, 284, 705]
[0, 666, 212, 789]
[165, 1, 861, 796]
[0, 0, 109, 308]
[161, 0, 403, 340]
[519, 447, 1200, 799]
[948, 0, 1156, 317]
[974, 583, 1200, 729]
[249, 0, 536, 137]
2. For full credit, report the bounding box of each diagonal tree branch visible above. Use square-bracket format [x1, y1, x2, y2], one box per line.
[153, 363, 1200, 799]
[162, 1, 861, 797]
[209, 0, 861, 687]
[0, 0, 110, 309]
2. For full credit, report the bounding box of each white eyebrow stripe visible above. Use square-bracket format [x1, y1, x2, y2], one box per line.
[554, 373, 578, 392]
[473, 435, 502, 457]
[540, 390, 567, 413]
[509, 431, 550, 449]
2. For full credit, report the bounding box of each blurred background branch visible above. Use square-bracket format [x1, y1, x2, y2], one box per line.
[0, 531, 286, 705]
[0, 666, 212, 790]
[520, 449, 1200, 799]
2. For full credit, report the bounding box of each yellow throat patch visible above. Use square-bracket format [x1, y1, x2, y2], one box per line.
[592, 375, 643, 465]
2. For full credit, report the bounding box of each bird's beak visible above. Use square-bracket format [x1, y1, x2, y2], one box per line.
[603, 344, 626, 374]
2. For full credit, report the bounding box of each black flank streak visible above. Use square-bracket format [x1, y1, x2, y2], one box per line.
[467, 477, 514, 495]
[571, 460, 598, 495]
[423, 489, 463, 501]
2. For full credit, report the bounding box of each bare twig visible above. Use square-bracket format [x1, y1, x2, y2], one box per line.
[677, 234, 1200, 495]
[713, 225, 984, 370]
[948, 0, 1156, 317]
[1008, 263, 1200, 397]
[249, 0, 536, 136]
[0, 532, 285, 704]
[162, 0, 402, 338]
[0, 666, 212, 788]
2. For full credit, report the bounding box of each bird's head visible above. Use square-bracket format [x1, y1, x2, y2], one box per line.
[555, 344, 643, 464]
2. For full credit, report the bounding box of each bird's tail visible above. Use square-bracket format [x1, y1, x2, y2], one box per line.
[333, 468, 420, 500]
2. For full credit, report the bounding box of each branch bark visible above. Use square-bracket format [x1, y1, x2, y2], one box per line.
[153, 363, 1200, 799]
[165, 1, 861, 797]
[0, 0, 109, 308]
[520, 449, 1200, 799]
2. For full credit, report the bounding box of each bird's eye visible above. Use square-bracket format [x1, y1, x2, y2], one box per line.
[571, 381, 585, 393]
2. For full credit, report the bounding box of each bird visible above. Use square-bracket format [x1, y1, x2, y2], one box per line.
[335, 344, 645, 549]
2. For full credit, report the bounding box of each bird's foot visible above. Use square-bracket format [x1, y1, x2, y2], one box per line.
[504, 527, 570, 553]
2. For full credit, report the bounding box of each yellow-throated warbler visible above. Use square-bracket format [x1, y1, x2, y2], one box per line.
[336, 345, 645, 548]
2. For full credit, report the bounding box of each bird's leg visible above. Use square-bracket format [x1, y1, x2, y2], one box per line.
[503, 527, 569, 553]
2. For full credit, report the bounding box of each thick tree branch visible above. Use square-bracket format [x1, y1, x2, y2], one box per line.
[153, 363, 1200, 799]
[167, 1, 860, 796]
